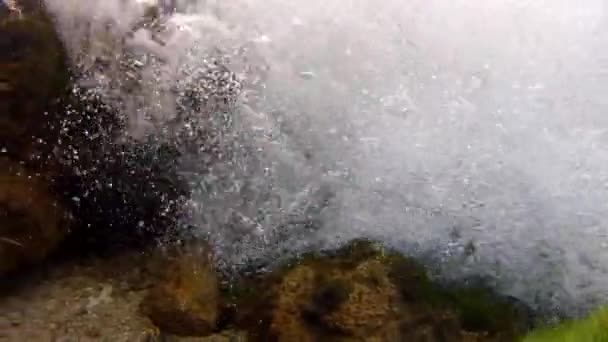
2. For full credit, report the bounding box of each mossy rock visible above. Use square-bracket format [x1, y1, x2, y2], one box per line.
[140, 242, 220, 337]
[223, 240, 531, 341]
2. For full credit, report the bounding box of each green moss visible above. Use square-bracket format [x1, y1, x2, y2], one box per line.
[325, 239, 529, 337]
[523, 307, 608, 342]
[385, 249, 527, 337]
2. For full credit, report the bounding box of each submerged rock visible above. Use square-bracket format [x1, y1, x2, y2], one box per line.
[0, 1, 189, 254]
[230, 240, 530, 341]
[0, 0, 73, 275]
[268, 259, 402, 341]
[0, 159, 69, 275]
[141, 242, 219, 336]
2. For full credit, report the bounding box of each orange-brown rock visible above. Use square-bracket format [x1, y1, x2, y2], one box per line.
[268, 257, 402, 341]
[234, 240, 530, 342]
[319, 260, 401, 339]
[269, 265, 317, 342]
[140, 243, 220, 337]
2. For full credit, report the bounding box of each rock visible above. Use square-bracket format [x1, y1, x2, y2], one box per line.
[86, 284, 114, 311]
[267, 255, 402, 341]
[269, 265, 316, 342]
[0, 159, 69, 275]
[0, 1, 70, 168]
[317, 260, 401, 338]
[234, 240, 530, 341]
[155, 330, 248, 342]
[140, 243, 219, 336]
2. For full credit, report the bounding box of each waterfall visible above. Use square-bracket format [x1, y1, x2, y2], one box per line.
[43, 0, 608, 317]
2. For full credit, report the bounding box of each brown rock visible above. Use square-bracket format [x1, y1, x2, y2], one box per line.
[0, 159, 69, 275]
[254, 241, 528, 342]
[268, 258, 402, 341]
[152, 330, 248, 342]
[141, 243, 219, 336]
[269, 265, 317, 342]
[320, 260, 401, 338]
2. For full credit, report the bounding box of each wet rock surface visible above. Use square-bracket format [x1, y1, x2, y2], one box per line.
[0, 239, 532, 341]
[0, 159, 69, 275]
[0, 245, 242, 341]
[0, 250, 156, 341]
[232, 240, 530, 342]
[141, 243, 220, 336]
[2, 236, 605, 341]
[0, 1, 69, 169]
[1, 0, 191, 268]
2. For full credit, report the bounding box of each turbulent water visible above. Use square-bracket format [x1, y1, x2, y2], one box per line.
[42, 0, 608, 317]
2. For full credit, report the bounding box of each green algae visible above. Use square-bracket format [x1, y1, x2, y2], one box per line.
[522, 307, 608, 342]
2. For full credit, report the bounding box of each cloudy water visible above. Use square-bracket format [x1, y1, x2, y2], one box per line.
[43, 0, 608, 317]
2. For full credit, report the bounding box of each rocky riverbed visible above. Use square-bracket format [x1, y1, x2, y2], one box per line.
[0, 244, 246, 341]
[0, 239, 533, 341]
[1, 1, 607, 341]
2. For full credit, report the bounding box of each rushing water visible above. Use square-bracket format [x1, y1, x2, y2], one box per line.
[43, 0, 608, 317]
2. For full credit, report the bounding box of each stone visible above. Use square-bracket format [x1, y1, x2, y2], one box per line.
[233, 240, 530, 341]
[158, 330, 248, 342]
[317, 260, 401, 337]
[0, 159, 69, 275]
[269, 265, 317, 342]
[140, 243, 219, 336]
[267, 258, 401, 341]
[0, 2, 70, 168]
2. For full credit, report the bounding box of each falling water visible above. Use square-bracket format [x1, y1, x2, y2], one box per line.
[43, 0, 608, 318]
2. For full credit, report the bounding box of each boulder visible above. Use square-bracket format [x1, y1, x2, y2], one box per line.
[233, 240, 529, 341]
[0, 2, 69, 169]
[267, 253, 402, 341]
[141, 243, 220, 336]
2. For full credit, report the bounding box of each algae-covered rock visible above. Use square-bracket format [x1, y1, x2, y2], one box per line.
[231, 240, 530, 342]
[0, 159, 69, 275]
[141, 243, 220, 336]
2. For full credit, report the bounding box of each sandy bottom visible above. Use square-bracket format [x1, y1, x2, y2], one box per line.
[0, 249, 243, 342]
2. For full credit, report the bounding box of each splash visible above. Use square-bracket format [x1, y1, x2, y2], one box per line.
[43, 0, 608, 317]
